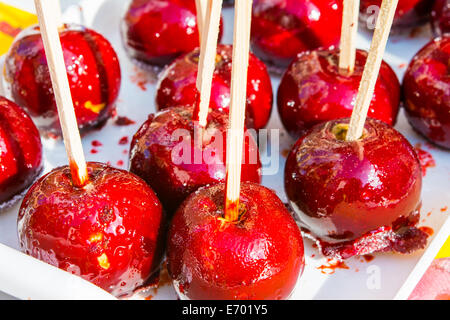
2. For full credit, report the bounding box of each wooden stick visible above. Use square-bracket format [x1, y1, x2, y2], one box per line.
[195, 0, 207, 44]
[339, 0, 360, 73]
[195, 0, 223, 127]
[346, 0, 398, 141]
[225, 0, 253, 222]
[35, 0, 89, 187]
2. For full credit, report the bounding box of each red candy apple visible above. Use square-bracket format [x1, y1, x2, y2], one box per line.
[18, 162, 166, 297]
[156, 44, 273, 130]
[251, 0, 343, 70]
[285, 118, 428, 259]
[431, 0, 450, 37]
[121, 0, 223, 69]
[277, 48, 400, 139]
[3, 24, 121, 138]
[359, 0, 433, 31]
[167, 182, 305, 300]
[0, 96, 43, 208]
[129, 106, 262, 214]
[403, 36, 450, 149]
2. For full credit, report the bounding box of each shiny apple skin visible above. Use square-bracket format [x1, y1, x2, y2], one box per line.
[122, 0, 223, 68]
[18, 162, 166, 297]
[432, 0, 450, 37]
[359, 0, 433, 30]
[167, 182, 305, 300]
[3, 24, 121, 137]
[285, 118, 422, 243]
[403, 36, 450, 149]
[251, 0, 343, 69]
[129, 106, 262, 215]
[0, 97, 43, 207]
[277, 48, 400, 139]
[156, 44, 273, 130]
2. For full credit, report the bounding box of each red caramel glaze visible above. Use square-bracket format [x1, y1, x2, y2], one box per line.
[122, 0, 223, 68]
[251, 0, 342, 70]
[277, 48, 400, 139]
[3, 24, 121, 137]
[403, 36, 450, 149]
[432, 0, 450, 37]
[129, 106, 262, 215]
[285, 118, 427, 259]
[167, 182, 305, 300]
[360, 0, 433, 31]
[156, 44, 273, 130]
[18, 162, 166, 297]
[0, 97, 43, 206]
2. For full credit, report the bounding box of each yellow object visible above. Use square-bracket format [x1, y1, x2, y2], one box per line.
[0, 2, 37, 55]
[436, 237, 450, 259]
[84, 101, 106, 114]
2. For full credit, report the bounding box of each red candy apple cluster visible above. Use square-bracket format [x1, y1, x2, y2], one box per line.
[1, 0, 447, 301]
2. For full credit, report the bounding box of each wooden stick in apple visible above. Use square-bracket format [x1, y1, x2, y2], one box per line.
[346, 0, 399, 141]
[225, 0, 253, 222]
[196, 0, 223, 127]
[339, 0, 360, 73]
[34, 0, 88, 187]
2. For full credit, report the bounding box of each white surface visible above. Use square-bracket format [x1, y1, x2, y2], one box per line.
[0, 0, 448, 300]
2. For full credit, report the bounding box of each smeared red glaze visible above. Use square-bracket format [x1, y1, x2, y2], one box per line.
[4, 24, 121, 137]
[414, 144, 436, 176]
[167, 182, 305, 300]
[317, 259, 349, 275]
[91, 140, 103, 147]
[251, 0, 342, 70]
[116, 160, 124, 167]
[129, 106, 262, 215]
[90, 149, 98, 154]
[420, 226, 434, 236]
[360, 0, 432, 31]
[0, 97, 43, 206]
[156, 44, 273, 130]
[122, 0, 223, 68]
[277, 48, 400, 139]
[115, 116, 136, 126]
[441, 206, 448, 212]
[285, 118, 428, 260]
[363, 255, 375, 262]
[119, 136, 129, 145]
[18, 162, 166, 297]
[403, 36, 450, 149]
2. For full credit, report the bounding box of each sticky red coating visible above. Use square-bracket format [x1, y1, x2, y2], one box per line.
[403, 36, 450, 149]
[285, 118, 423, 246]
[129, 106, 262, 215]
[251, 0, 343, 70]
[431, 0, 450, 37]
[0, 97, 43, 206]
[167, 182, 305, 300]
[277, 48, 400, 139]
[156, 44, 273, 130]
[3, 24, 121, 137]
[18, 162, 166, 297]
[359, 0, 433, 30]
[122, 0, 223, 68]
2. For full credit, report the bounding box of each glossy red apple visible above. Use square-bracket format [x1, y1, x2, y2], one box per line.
[129, 106, 262, 215]
[121, 0, 223, 69]
[285, 118, 428, 259]
[277, 48, 400, 139]
[0, 96, 43, 208]
[359, 0, 433, 31]
[18, 162, 166, 297]
[403, 36, 450, 149]
[3, 24, 121, 138]
[156, 44, 273, 130]
[431, 0, 450, 37]
[167, 182, 305, 300]
[251, 0, 343, 71]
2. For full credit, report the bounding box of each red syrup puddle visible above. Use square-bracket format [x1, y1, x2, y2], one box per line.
[90, 149, 98, 154]
[414, 144, 436, 177]
[363, 254, 375, 262]
[441, 206, 448, 213]
[419, 226, 434, 237]
[119, 136, 129, 145]
[116, 160, 124, 167]
[91, 140, 102, 147]
[317, 259, 349, 275]
[115, 116, 136, 126]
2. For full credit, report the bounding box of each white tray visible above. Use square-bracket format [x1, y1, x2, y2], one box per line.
[0, 0, 449, 300]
